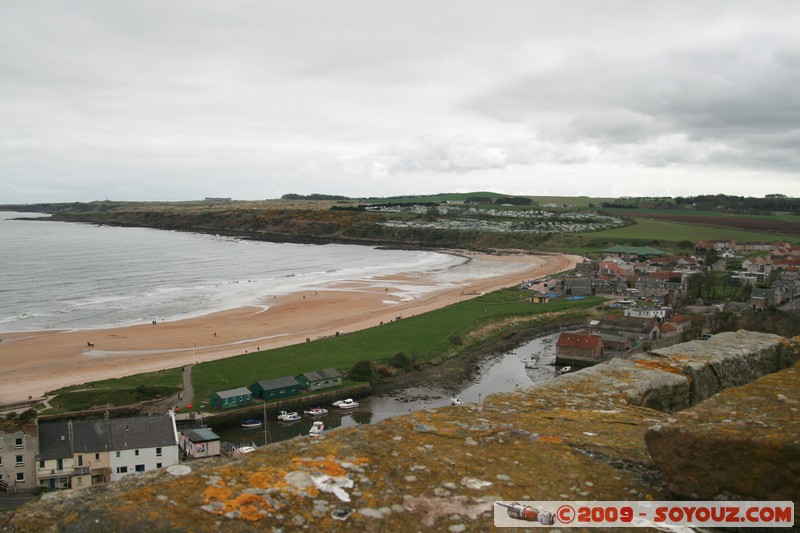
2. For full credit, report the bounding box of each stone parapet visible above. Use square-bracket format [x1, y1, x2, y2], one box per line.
[645, 361, 800, 523]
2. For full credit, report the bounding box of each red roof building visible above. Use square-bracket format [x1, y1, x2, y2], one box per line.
[556, 331, 605, 363]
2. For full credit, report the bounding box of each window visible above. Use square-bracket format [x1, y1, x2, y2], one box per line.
[15, 455, 23, 466]
[0, 457, 2, 466]
[134, 449, 139, 456]
[156, 447, 162, 457]
[16, 473, 24, 482]
[95, 453, 100, 461]
[77, 455, 83, 467]
[135, 464, 145, 472]
[116, 466, 128, 474]
[39, 460, 44, 468]
[115, 451, 121, 458]
[14, 437, 23, 448]
[156, 463, 162, 469]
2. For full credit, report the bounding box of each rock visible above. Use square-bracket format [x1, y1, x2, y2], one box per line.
[650, 330, 800, 405]
[645, 361, 800, 522]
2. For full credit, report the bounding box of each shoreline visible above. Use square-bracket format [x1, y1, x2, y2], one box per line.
[0, 251, 581, 403]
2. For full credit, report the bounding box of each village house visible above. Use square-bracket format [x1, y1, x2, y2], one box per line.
[634, 274, 688, 304]
[37, 421, 75, 490]
[659, 321, 680, 340]
[36, 413, 178, 489]
[555, 331, 604, 367]
[585, 315, 661, 350]
[107, 415, 179, 482]
[696, 240, 732, 251]
[249, 376, 301, 401]
[295, 368, 342, 391]
[742, 257, 773, 281]
[624, 306, 669, 320]
[598, 256, 635, 277]
[0, 422, 38, 491]
[750, 287, 778, 310]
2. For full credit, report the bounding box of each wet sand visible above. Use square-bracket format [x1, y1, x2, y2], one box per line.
[0, 252, 580, 403]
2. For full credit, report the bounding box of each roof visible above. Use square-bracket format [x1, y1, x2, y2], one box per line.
[751, 288, 774, 298]
[590, 315, 660, 334]
[214, 387, 252, 399]
[556, 332, 603, 350]
[251, 376, 300, 391]
[297, 368, 341, 382]
[72, 418, 110, 453]
[38, 421, 73, 460]
[108, 415, 176, 451]
[182, 428, 220, 443]
[601, 245, 666, 256]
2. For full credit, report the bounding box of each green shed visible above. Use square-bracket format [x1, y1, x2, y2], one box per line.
[210, 386, 252, 410]
[295, 368, 342, 391]
[249, 376, 301, 400]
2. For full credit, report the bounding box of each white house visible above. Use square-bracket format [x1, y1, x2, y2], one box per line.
[624, 306, 668, 320]
[107, 413, 179, 481]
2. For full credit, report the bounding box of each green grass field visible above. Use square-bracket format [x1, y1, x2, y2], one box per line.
[47, 369, 183, 413]
[190, 291, 600, 409]
[44, 289, 599, 414]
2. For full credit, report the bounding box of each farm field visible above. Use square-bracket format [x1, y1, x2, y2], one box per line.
[603, 209, 800, 234]
[579, 217, 799, 243]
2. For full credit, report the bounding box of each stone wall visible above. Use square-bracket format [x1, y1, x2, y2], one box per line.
[6, 331, 798, 532]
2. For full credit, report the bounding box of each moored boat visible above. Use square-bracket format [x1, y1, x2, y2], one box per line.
[304, 406, 328, 416]
[333, 398, 359, 409]
[240, 419, 263, 429]
[309, 420, 324, 437]
[236, 445, 257, 455]
[451, 397, 463, 406]
[277, 410, 301, 422]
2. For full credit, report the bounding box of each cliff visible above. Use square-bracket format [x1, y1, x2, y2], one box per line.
[7, 331, 799, 532]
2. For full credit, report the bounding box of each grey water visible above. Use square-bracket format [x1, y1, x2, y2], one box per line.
[212, 332, 562, 447]
[0, 211, 477, 333]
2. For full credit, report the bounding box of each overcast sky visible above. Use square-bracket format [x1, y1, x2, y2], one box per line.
[2, 1, 799, 203]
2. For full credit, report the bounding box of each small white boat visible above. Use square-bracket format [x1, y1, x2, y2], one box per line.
[309, 420, 324, 437]
[236, 445, 256, 455]
[304, 407, 328, 416]
[333, 398, 359, 409]
[559, 366, 572, 374]
[451, 397, 463, 405]
[277, 410, 301, 421]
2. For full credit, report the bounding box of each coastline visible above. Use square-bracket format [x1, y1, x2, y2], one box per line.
[0, 251, 580, 403]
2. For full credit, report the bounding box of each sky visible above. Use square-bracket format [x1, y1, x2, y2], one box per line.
[2, 1, 799, 203]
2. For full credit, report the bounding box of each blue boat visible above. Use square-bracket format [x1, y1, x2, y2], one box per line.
[240, 419, 262, 429]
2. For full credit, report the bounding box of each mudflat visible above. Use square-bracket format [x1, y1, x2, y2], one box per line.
[0, 252, 579, 403]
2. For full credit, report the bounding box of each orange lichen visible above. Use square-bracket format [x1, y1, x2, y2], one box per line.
[291, 455, 350, 477]
[249, 467, 287, 488]
[202, 485, 232, 503]
[632, 358, 683, 374]
[226, 493, 271, 521]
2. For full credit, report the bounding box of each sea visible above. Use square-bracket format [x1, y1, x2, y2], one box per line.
[0, 211, 523, 333]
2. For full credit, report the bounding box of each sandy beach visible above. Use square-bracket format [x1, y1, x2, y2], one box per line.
[0, 252, 580, 403]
